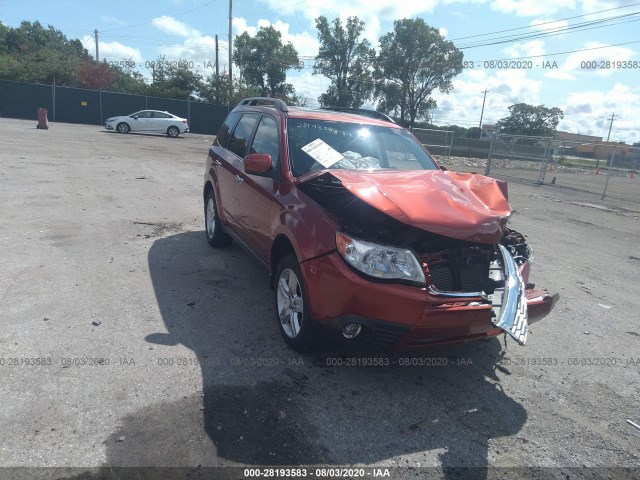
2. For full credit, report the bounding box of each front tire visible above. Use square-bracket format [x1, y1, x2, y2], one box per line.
[275, 254, 318, 352]
[167, 126, 180, 138]
[116, 122, 130, 134]
[204, 190, 231, 247]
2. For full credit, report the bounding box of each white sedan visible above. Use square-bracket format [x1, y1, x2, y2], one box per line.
[105, 110, 189, 137]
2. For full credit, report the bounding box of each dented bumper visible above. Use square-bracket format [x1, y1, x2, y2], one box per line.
[300, 251, 558, 350]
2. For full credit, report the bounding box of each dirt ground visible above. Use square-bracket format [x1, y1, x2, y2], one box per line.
[1, 118, 639, 479]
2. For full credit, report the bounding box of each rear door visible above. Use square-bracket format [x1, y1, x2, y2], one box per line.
[151, 111, 171, 132]
[234, 115, 281, 259]
[213, 112, 260, 231]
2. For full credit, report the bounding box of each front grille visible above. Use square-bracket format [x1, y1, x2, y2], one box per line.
[421, 247, 494, 294]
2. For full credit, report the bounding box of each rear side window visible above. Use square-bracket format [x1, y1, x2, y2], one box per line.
[228, 113, 260, 158]
[215, 111, 241, 148]
[250, 116, 279, 168]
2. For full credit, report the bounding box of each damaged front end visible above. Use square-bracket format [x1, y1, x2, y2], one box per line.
[298, 170, 559, 346]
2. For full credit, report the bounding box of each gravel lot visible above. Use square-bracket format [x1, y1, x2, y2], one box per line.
[1, 118, 639, 479]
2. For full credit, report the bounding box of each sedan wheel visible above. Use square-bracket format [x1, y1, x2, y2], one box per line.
[167, 126, 180, 137]
[116, 122, 130, 134]
[274, 254, 317, 351]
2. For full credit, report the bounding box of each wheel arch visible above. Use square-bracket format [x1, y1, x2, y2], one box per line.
[270, 234, 297, 286]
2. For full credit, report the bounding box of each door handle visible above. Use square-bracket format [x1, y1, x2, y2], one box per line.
[235, 175, 244, 184]
[214, 159, 222, 166]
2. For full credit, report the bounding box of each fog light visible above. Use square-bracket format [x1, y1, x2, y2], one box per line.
[342, 323, 362, 339]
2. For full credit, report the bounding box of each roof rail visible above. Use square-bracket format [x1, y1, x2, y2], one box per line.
[237, 97, 289, 112]
[320, 107, 395, 123]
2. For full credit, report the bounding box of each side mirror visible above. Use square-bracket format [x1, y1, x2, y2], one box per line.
[132, 115, 139, 119]
[438, 165, 447, 171]
[245, 153, 273, 175]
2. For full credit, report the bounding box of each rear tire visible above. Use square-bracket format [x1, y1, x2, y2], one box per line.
[274, 254, 318, 352]
[167, 126, 180, 138]
[204, 190, 231, 247]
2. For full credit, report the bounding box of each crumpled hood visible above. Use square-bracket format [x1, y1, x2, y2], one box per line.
[298, 169, 512, 243]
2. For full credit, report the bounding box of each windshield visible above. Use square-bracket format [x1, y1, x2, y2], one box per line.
[287, 118, 438, 177]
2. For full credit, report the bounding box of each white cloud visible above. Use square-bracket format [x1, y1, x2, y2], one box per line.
[503, 39, 545, 58]
[439, 27, 448, 37]
[233, 17, 320, 58]
[288, 71, 331, 106]
[430, 69, 542, 127]
[560, 83, 640, 141]
[152, 15, 201, 37]
[81, 35, 143, 62]
[561, 42, 635, 78]
[256, 0, 442, 45]
[491, 0, 576, 17]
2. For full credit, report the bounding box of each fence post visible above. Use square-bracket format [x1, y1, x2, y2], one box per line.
[52, 77, 56, 122]
[601, 147, 615, 199]
[538, 138, 551, 184]
[485, 133, 495, 176]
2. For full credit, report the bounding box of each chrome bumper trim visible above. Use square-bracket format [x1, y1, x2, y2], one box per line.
[492, 244, 528, 345]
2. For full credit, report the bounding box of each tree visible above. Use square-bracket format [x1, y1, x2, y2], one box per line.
[233, 26, 300, 98]
[313, 16, 375, 108]
[199, 71, 259, 105]
[375, 18, 463, 130]
[467, 127, 481, 139]
[0, 20, 147, 94]
[495, 103, 564, 137]
[147, 56, 204, 99]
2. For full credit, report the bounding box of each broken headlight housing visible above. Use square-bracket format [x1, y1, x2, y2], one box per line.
[336, 232, 426, 286]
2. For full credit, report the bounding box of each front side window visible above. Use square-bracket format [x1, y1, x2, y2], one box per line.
[132, 111, 152, 118]
[227, 113, 260, 158]
[287, 118, 437, 177]
[250, 116, 280, 169]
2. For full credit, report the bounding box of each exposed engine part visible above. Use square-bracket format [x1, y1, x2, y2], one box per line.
[300, 175, 532, 294]
[500, 229, 533, 264]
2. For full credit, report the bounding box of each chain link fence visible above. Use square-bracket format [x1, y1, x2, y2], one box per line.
[484, 133, 553, 184]
[435, 132, 639, 203]
[412, 128, 453, 163]
[547, 141, 640, 200]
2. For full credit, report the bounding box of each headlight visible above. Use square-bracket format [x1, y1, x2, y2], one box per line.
[336, 232, 426, 286]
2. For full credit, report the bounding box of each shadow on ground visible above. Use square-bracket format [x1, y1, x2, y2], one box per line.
[64, 230, 528, 478]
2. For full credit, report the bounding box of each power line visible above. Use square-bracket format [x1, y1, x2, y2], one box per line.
[457, 11, 640, 49]
[448, 2, 640, 42]
[100, 0, 219, 33]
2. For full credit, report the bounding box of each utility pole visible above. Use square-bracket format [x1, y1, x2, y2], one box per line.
[214, 34, 220, 103]
[606, 113, 615, 142]
[228, 0, 233, 93]
[215, 34, 219, 77]
[478, 89, 488, 132]
[94, 29, 99, 62]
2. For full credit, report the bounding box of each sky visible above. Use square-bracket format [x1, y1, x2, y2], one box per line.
[1, 0, 639, 142]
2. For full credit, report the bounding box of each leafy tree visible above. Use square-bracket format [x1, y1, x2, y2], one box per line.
[467, 127, 481, 139]
[147, 55, 203, 99]
[313, 16, 374, 108]
[375, 18, 463, 130]
[495, 103, 564, 137]
[200, 71, 260, 105]
[233, 26, 300, 98]
[76, 60, 117, 90]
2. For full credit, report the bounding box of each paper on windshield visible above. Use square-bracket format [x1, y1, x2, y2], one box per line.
[301, 139, 343, 168]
